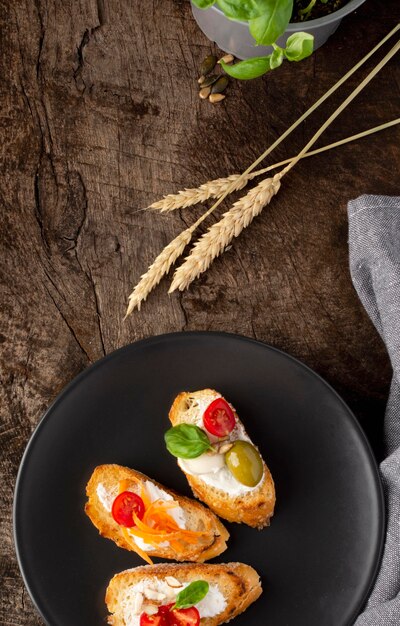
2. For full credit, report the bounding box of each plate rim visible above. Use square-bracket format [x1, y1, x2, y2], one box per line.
[13, 330, 386, 625]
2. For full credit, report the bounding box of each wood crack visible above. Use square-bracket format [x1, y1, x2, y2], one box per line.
[34, 0, 45, 79]
[73, 0, 105, 93]
[42, 280, 91, 363]
[88, 269, 106, 356]
[175, 211, 191, 330]
[74, 29, 90, 92]
[233, 246, 258, 340]
[33, 160, 50, 254]
[96, 0, 106, 28]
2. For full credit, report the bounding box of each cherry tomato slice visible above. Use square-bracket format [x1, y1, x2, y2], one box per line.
[203, 398, 236, 437]
[111, 491, 145, 527]
[167, 607, 200, 626]
[140, 612, 169, 626]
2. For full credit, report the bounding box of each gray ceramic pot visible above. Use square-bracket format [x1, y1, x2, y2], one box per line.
[191, 0, 366, 60]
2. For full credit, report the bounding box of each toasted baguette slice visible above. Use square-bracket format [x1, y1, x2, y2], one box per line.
[85, 464, 229, 563]
[106, 562, 262, 626]
[169, 389, 275, 529]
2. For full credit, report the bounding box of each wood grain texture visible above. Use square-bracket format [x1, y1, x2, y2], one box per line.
[1, 0, 399, 623]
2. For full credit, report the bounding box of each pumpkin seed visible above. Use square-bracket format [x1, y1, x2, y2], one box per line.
[197, 75, 206, 84]
[200, 54, 217, 76]
[199, 74, 219, 88]
[209, 93, 225, 104]
[211, 76, 229, 94]
[199, 87, 211, 99]
[218, 54, 234, 65]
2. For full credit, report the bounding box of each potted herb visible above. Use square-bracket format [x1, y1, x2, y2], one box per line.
[191, 0, 367, 79]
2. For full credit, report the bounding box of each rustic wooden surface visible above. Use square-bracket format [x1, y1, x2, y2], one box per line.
[1, 0, 399, 623]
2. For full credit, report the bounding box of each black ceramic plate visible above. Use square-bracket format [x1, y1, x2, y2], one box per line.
[14, 332, 384, 626]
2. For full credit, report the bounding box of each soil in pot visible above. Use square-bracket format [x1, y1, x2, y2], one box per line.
[291, 0, 351, 22]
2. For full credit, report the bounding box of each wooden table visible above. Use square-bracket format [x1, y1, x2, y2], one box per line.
[1, 1, 399, 623]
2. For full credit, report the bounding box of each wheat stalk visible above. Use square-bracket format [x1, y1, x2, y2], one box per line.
[169, 174, 282, 292]
[169, 36, 400, 294]
[148, 118, 400, 212]
[125, 229, 193, 315]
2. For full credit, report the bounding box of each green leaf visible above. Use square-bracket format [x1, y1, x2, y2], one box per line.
[249, 0, 293, 46]
[164, 424, 213, 459]
[216, 0, 270, 21]
[221, 55, 272, 79]
[173, 581, 210, 610]
[270, 46, 284, 69]
[284, 32, 314, 61]
[192, 0, 216, 8]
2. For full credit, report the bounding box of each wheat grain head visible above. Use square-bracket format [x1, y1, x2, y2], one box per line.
[169, 173, 282, 293]
[125, 229, 193, 315]
[147, 174, 250, 212]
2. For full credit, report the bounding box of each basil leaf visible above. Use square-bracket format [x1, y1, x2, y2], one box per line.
[221, 55, 272, 79]
[270, 46, 284, 69]
[173, 581, 209, 610]
[284, 32, 314, 61]
[165, 424, 212, 459]
[249, 0, 293, 46]
[216, 0, 270, 21]
[192, 0, 216, 8]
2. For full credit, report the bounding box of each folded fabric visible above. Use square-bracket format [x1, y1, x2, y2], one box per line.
[348, 195, 400, 626]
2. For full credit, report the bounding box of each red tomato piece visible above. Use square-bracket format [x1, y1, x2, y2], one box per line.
[167, 607, 200, 626]
[140, 612, 168, 626]
[203, 397, 236, 437]
[111, 491, 145, 527]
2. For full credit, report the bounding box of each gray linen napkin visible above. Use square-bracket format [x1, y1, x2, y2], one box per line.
[348, 195, 400, 626]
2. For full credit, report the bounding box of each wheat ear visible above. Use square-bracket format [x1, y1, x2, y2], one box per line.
[148, 118, 400, 212]
[169, 36, 400, 293]
[147, 174, 250, 212]
[131, 139, 267, 311]
[169, 174, 282, 292]
[125, 176, 243, 314]
[125, 229, 193, 315]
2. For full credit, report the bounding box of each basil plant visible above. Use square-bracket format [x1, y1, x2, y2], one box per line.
[192, 0, 314, 79]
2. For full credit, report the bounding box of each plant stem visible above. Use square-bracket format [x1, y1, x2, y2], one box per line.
[250, 118, 400, 179]
[281, 38, 400, 177]
[299, 0, 317, 19]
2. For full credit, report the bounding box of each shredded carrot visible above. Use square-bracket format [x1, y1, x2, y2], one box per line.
[118, 479, 131, 493]
[116, 479, 213, 562]
[122, 528, 153, 565]
[143, 501, 178, 518]
[169, 540, 184, 552]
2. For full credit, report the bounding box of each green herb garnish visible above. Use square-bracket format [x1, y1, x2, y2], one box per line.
[173, 580, 210, 609]
[164, 424, 213, 459]
[192, 0, 315, 79]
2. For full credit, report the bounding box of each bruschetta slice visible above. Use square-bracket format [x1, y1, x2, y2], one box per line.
[106, 562, 262, 626]
[166, 389, 275, 528]
[85, 464, 229, 564]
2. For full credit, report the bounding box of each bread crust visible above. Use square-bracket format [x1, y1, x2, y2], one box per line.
[169, 390, 276, 528]
[85, 464, 229, 561]
[106, 562, 262, 626]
